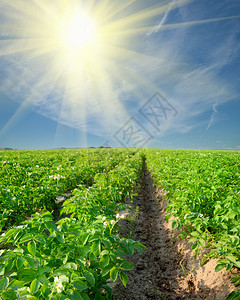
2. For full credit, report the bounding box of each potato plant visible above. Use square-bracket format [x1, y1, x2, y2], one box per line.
[0, 150, 145, 299]
[0, 149, 136, 229]
[145, 149, 240, 298]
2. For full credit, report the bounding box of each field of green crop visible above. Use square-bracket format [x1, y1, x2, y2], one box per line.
[0, 148, 239, 299]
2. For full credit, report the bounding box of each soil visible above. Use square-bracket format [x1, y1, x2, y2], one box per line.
[113, 164, 238, 300]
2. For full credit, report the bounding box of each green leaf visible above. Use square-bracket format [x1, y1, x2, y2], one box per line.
[57, 233, 65, 244]
[215, 264, 226, 272]
[119, 271, 128, 288]
[92, 241, 101, 257]
[110, 267, 118, 282]
[30, 278, 40, 294]
[19, 268, 36, 277]
[83, 271, 95, 286]
[35, 235, 46, 244]
[42, 211, 53, 219]
[0, 265, 5, 276]
[231, 276, 240, 287]
[37, 275, 49, 285]
[0, 277, 9, 290]
[45, 222, 56, 233]
[52, 269, 69, 276]
[89, 234, 101, 243]
[28, 241, 36, 257]
[8, 279, 25, 289]
[226, 255, 238, 265]
[189, 236, 198, 243]
[99, 255, 109, 268]
[192, 243, 198, 251]
[172, 220, 179, 229]
[19, 234, 33, 244]
[0, 289, 17, 299]
[70, 290, 84, 300]
[198, 238, 205, 247]
[63, 255, 68, 265]
[94, 292, 105, 300]
[102, 238, 111, 248]
[4, 258, 14, 274]
[16, 257, 24, 270]
[190, 231, 200, 237]
[81, 233, 90, 245]
[226, 290, 240, 300]
[72, 278, 88, 291]
[80, 246, 91, 258]
[120, 261, 134, 271]
[63, 262, 78, 270]
[25, 254, 35, 267]
[127, 244, 134, 255]
[80, 293, 91, 300]
[4, 228, 16, 238]
[133, 242, 146, 253]
[37, 266, 52, 275]
[101, 264, 113, 277]
[41, 283, 51, 298]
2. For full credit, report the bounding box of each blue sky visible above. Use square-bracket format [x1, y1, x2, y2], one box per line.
[0, 0, 239, 150]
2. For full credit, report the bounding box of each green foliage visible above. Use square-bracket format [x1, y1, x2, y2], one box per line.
[0, 149, 146, 299]
[145, 149, 240, 297]
[0, 149, 136, 228]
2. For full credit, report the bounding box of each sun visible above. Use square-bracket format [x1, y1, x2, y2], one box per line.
[0, 0, 205, 136]
[62, 11, 97, 52]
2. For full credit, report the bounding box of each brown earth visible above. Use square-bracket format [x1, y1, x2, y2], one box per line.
[113, 164, 238, 300]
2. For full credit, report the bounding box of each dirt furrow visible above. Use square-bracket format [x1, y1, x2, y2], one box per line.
[113, 163, 235, 299]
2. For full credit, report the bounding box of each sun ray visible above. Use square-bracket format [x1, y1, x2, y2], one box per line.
[155, 15, 240, 31]
[102, 0, 193, 31]
[99, 15, 240, 43]
[0, 56, 67, 138]
[1, 0, 236, 140]
[94, 0, 137, 24]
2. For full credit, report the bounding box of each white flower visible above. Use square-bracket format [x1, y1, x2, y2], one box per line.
[104, 221, 108, 226]
[110, 220, 115, 225]
[54, 277, 64, 293]
[116, 213, 120, 219]
[56, 282, 63, 293]
[102, 216, 106, 221]
[54, 277, 59, 284]
[36, 165, 39, 168]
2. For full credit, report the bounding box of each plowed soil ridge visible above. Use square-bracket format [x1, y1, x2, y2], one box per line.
[113, 163, 236, 299]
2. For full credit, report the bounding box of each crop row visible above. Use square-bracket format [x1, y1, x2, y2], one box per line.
[0, 149, 136, 230]
[145, 149, 240, 298]
[0, 151, 145, 299]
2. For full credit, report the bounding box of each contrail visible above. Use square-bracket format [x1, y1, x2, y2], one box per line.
[207, 102, 218, 130]
[147, 0, 177, 35]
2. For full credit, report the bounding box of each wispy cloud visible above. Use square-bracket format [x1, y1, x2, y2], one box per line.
[0, 0, 239, 143]
[207, 102, 218, 130]
[147, 0, 177, 35]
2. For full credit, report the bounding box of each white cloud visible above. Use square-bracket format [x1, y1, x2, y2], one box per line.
[207, 102, 218, 130]
[147, 0, 177, 35]
[0, 0, 239, 142]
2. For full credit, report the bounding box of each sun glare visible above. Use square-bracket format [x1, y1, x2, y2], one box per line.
[63, 12, 97, 51]
[0, 0, 204, 136]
